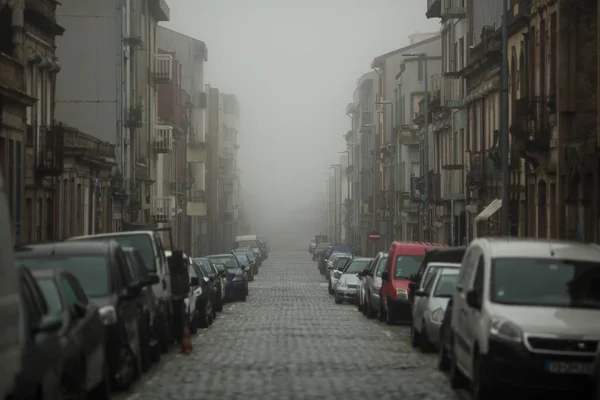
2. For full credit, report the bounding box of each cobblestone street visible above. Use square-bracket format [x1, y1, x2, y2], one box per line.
[119, 251, 462, 400]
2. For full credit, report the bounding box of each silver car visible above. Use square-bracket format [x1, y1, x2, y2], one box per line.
[411, 268, 459, 351]
[358, 252, 388, 318]
[328, 255, 352, 294]
[334, 258, 373, 304]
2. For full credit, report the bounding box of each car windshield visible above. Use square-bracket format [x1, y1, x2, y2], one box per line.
[36, 278, 63, 315]
[99, 234, 155, 272]
[375, 256, 388, 277]
[344, 260, 371, 274]
[422, 264, 458, 288]
[236, 255, 249, 265]
[237, 240, 258, 248]
[19, 255, 110, 297]
[491, 258, 600, 308]
[334, 257, 350, 269]
[394, 255, 424, 279]
[434, 274, 458, 297]
[209, 256, 238, 268]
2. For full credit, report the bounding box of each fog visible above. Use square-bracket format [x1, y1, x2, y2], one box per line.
[164, 0, 437, 251]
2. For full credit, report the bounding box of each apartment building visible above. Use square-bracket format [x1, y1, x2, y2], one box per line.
[346, 71, 378, 253]
[426, 0, 469, 245]
[370, 34, 441, 246]
[220, 93, 241, 249]
[55, 0, 172, 235]
[0, 0, 69, 244]
[157, 27, 208, 255]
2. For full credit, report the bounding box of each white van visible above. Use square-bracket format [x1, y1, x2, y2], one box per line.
[0, 169, 21, 399]
[234, 235, 261, 260]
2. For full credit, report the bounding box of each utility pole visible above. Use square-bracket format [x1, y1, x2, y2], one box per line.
[501, 0, 510, 235]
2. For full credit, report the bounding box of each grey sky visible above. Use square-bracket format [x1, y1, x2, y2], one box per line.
[163, 1, 437, 243]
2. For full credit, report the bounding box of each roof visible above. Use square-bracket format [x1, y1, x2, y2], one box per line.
[158, 26, 208, 61]
[370, 34, 441, 69]
[16, 241, 113, 258]
[474, 237, 600, 261]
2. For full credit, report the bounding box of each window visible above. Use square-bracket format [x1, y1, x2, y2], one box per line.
[37, 279, 63, 315]
[61, 277, 79, 307]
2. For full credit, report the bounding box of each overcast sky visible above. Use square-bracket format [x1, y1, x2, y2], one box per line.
[163, 0, 438, 247]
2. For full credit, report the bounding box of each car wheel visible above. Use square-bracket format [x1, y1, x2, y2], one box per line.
[198, 303, 210, 329]
[112, 346, 136, 390]
[420, 320, 435, 353]
[215, 295, 223, 312]
[139, 319, 151, 373]
[410, 325, 420, 348]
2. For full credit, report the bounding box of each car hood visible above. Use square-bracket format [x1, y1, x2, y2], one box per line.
[340, 274, 359, 286]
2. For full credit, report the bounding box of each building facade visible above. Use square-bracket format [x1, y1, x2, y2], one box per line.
[55, 0, 172, 235]
[220, 93, 241, 250]
[370, 34, 441, 247]
[157, 26, 208, 255]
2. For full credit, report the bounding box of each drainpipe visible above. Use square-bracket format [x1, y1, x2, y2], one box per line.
[116, 0, 124, 185]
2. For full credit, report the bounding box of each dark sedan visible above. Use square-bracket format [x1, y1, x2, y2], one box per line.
[32, 269, 108, 398]
[207, 254, 248, 302]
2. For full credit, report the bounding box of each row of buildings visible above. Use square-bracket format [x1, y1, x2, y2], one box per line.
[0, 0, 247, 255]
[323, 0, 598, 254]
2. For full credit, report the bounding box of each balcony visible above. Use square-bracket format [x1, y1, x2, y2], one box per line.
[124, 105, 143, 128]
[466, 151, 483, 188]
[153, 125, 173, 153]
[396, 125, 420, 145]
[510, 96, 552, 169]
[150, 196, 175, 222]
[426, 0, 441, 18]
[63, 125, 115, 159]
[35, 124, 64, 177]
[153, 54, 173, 83]
[441, 0, 466, 19]
[441, 165, 465, 200]
[186, 193, 207, 217]
[429, 75, 442, 107]
[410, 175, 424, 203]
[186, 137, 207, 163]
[436, 76, 464, 109]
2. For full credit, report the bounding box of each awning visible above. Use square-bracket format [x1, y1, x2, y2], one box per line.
[475, 199, 502, 222]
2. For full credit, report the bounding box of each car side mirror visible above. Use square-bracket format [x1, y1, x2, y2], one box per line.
[414, 289, 429, 297]
[190, 276, 200, 286]
[381, 271, 390, 281]
[466, 289, 481, 309]
[33, 315, 62, 334]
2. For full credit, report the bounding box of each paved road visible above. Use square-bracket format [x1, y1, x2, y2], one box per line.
[119, 251, 461, 400]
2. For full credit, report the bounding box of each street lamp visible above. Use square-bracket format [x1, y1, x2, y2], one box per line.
[403, 52, 429, 240]
[375, 101, 395, 247]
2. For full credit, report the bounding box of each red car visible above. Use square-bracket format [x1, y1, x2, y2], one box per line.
[380, 241, 445, 324]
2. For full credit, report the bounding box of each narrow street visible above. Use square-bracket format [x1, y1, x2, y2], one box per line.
[119, 251, 461, 400]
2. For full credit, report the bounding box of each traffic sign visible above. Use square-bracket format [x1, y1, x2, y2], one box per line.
[369, 230, 381, 243]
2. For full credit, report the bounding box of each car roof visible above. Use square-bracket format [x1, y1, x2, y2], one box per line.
[473, 237, 600, 261]
[427, 262, 461, 268]
[15, 240, 113, 257]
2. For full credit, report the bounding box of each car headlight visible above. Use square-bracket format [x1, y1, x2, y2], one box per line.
[490, 317, 523, 343]
[99, 305, 117, 325]
[431, 308, 445, 323]
[396, 288, 408, 299]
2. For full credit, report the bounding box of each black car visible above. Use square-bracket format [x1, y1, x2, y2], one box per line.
[12, 265, 64, 400]
[187, 258, 215, 332]
[123, 246, 161, 371]
[195, 257, 223, 312]
[207, 254, 248, 302]
[32, 268, 108, 399]
[16, 240, 144, 391]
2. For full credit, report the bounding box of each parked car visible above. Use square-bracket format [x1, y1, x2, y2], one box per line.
[313, 242, 331, 261]
[207, 254, 248, 302]
[67, 230, 189, 354]
[190, 256, 217, 323]
[12, 265, 64, 400]
[195, 257, 225, 312]
[235, 253, 254, 281]
[333, 258, 373, 304]
[411, 267, 459, 352]
[0, 169, 21, 400]
[380, 241, 445, 324]
[409, 246, 466, 303]
[32, 268, 109, 398]
[233, 248, 258, 275]
[16, 240, 144, 391]
[123, 246, 162, 371]
[450, 238, 600, 399]
[328, 255, 352, 294]
[357, 251, 387, 318]
[209, 262, 229, 305]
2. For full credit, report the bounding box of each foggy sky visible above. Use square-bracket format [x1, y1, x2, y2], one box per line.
[163, 1, 437, 248]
